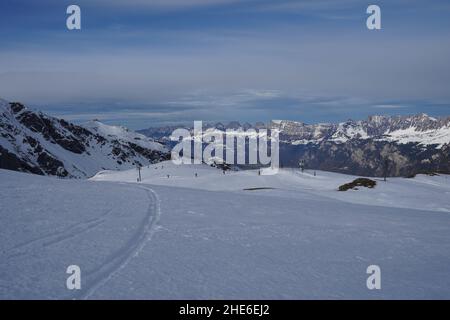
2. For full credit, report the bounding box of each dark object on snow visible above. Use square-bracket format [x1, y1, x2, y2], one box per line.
[299, 159, 305, 173]
[338, 178, 376, 191]
[383, 159, 389, 182]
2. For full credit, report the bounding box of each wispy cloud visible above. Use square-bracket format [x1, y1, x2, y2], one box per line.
[94, 0, 245, 8]
[1, 0, 449, 128]
[372, 104, 408, 109]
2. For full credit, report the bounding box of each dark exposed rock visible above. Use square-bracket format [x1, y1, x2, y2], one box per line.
[9, 102, 26, 114]
[278, 140, 449, 177]
[36, 152, 69, 177]
[338, 178, 377, 191]
[0, 145, 43, 175]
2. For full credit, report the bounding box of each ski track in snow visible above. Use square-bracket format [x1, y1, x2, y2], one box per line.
[2, 209, 114, 259]
[2, 164, 450, 299]
[77, 186, 161, 300]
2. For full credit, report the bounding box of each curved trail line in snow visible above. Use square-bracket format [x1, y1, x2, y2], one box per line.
[77, 186, 161, 300]
[2, 209, 113, 259]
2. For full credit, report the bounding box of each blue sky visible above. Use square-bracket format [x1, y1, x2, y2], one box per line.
[1, 0, 450, 129]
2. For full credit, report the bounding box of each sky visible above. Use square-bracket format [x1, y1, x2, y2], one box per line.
[0, 0, 450, 129]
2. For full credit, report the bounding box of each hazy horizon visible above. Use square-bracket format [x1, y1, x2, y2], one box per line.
[1, 0, 450, 129]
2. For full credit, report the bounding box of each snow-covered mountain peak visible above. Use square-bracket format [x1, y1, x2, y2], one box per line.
[84, 119, 129, 134]
[83, 120, 168, 153]
[1, 99, 169, 178]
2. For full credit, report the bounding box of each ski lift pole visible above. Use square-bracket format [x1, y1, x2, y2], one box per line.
[299, 159, 305, 173]
[383, 159, 388, 182]
[136, 164, 142, 182]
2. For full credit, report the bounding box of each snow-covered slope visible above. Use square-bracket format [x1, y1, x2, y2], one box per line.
[92, 161, 450, 213]
[381, 125, 450, 146]
[0, 99, 169, 178]
[1, 163, 449, 299]
[83, 120, 166, 153]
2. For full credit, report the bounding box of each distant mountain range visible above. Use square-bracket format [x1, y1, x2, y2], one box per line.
[139, 115, 450, 147]
[139, 115, 450, 177]
[1, 97, 449, 178]
[272, 114, 450, 147]
[0, 99, 169, 178]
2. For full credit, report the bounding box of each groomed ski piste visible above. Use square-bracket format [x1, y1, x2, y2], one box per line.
[1, 161, 450, 299]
